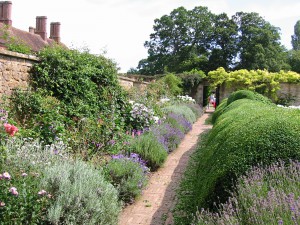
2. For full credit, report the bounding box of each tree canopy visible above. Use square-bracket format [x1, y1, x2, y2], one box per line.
[135, 6, 289, 75]
[292, 20, 300, 50]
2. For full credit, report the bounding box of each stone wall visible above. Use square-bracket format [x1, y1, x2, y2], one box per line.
[0, 49, 150, 99]
[277, 83, 300, 106]
[218, 83, 300, 106]
[118, 75, 150, 91]
[0, 48, 38, 97]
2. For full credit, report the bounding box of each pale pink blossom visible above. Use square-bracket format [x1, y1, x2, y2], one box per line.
[2, 172, 11, 180]
[9, 187, 18, 196]
[21, 173, 28, 177]
[0, 202, 5, 207]
[38, 190, 47, 196]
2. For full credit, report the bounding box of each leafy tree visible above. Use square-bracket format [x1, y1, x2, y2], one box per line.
[139, 6, 214, 75]
[292, 20, 300, 50]
[288, 50, 300, 73]
[208, 13, 238, 71]
[137, 7, 289, 75]
[233, 12, 288, 72]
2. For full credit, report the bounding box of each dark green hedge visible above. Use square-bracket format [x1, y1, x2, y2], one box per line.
[212, 90, 274, 124]
[176, 92, 300, 222]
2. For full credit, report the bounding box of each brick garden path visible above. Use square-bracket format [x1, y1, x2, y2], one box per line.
[118, 110, 213, 225]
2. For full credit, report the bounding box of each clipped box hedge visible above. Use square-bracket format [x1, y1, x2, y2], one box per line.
[187, 91, 300, 212]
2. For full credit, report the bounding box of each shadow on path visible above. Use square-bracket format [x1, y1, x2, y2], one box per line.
[150, 126, 212, 225]
[118, 112, 213, 225]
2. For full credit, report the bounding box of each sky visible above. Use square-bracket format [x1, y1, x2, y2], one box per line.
[9, 0, 300, 73]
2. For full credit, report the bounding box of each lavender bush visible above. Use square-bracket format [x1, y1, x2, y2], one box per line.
[151, 122, 185, 153]
[41, 160, 121, 225]
[194, 160, 300, 225]
[166, 112, 192, 134]
[105, 153, 149, 203]
[129, 132, 168, 171]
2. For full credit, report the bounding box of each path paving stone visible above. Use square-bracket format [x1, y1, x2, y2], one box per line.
[118, 110, 213, 225]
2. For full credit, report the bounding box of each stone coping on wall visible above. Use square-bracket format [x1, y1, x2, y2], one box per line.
[118, 75, 150, 85]
[0, 48, 39, 62]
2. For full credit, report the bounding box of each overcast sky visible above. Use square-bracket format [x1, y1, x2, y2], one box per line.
[9, 0, 300, 72]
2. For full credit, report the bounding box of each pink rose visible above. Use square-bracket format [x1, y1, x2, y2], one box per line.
[3, 123, 18, 136]
[0, 202, 5, 207]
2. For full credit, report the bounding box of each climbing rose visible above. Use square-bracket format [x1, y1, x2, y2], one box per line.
[3, 123, 18, 136]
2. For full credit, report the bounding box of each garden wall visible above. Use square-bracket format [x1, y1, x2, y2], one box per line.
[0, 48, 38, 97]
[0, 49, 150, 99]
[219, 83, 300, 105]
[118, 75, 150, 91]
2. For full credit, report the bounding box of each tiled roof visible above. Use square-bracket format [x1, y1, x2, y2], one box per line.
[0, 23, 56, 52]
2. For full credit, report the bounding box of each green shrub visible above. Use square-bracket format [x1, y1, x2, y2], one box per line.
[211, 98, 228, 124]
[9, 89, 68, 144]
[212, 90, 274, 124]
[0, 169, 50, 224]
[41, 160, 121, 225]
[162, 73, 183, 96]
[129, 132, 168, 171]
[194, 160, 300, 224]
[30, 45, 128, 119]
[163, 105, 196, 124]
[105, 153, 149, 203]
[227, 89, 273, 106]
[0, 137, 69, 224]
[175, 97, 300, 223]
[183, 103, 203, 118]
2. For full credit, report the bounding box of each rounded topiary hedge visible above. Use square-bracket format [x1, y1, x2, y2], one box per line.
[212, 90, 274, 124]
[192, 94, 300, 210]
[227, 89, 273, 106]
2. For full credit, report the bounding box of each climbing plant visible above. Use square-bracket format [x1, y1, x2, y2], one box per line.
[208, 67, 300, 98]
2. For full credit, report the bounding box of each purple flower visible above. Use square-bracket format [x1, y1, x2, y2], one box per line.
[107, 139, 116, 146]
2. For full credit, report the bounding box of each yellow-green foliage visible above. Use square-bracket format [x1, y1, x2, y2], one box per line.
[208, 67, 300, 96]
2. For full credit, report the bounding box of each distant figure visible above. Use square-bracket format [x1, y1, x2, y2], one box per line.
[208, 93, 215, 109]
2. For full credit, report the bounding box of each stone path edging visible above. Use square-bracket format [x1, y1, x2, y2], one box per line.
[118, 110, 213, 225]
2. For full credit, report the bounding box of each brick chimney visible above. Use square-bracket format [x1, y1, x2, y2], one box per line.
[35, 16, 47, 41]
[50, 22, 60, 43]
[0, 1, 12, 26]
[29, 26, 35, 33]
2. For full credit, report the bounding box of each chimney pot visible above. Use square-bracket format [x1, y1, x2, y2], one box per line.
[50, 22, 61, 43]
[0, 1, 12, 26]
[35, 16, 47, 41]
[29, 26, 35, 33]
